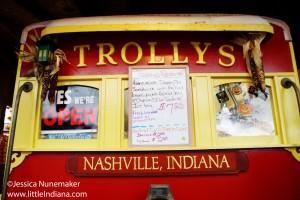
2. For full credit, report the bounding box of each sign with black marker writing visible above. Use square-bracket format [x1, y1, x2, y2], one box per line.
[129, 66, 192, 146]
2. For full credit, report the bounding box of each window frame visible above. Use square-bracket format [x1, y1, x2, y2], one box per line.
[211, 78, 283, 148]
[34, 78, 102, 150]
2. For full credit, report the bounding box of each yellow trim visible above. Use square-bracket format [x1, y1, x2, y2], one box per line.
[192, 77, 214, 148]
[14, 80, 39, 150]
[191, 72, 296, 78]
[8, 45, 24, 155]
[101, 78, 122, 149]
[211, 78, 284, 147]
[18, 72, 296, 82]
[208, 77, 217, 147]
[289, 42, 300, 85]
[41, 24, 273, 36]
[10, 44, 24, 133]
[13, 71, 300, 151]
[274, 76, 288, 143]
[10, 152, 31, 173]
[276, 76, 300, 145]
[289, 42, 299, 73]
[18, 75, 128, 82]
[121, 80, 129, 148]
[57, 74, 128, 80]
[16, 45, 24, 79]
[269, 79, 284, 144]
[11, 144, 293, 152]
[286, 148, 300, 162]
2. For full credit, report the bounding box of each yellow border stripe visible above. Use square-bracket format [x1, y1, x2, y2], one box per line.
[289, 42, 300, 84]
[42, 24, 273, 36]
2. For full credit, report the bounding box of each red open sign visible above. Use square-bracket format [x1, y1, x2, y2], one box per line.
[41, 85, 99, 139]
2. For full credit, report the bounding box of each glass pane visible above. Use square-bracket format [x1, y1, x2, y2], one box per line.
[215, 82, 275, 137]
[41, 85, 99, 139]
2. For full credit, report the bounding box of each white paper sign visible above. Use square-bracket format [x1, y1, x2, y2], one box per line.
[129, 67, 191, 146]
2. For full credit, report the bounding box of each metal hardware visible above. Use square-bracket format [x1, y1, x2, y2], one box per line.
[146, 184, 174, 200]
[281, 78, 300, 114]
[1, 82, 33, 200]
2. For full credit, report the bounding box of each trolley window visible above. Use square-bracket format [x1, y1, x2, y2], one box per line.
[128, 66, 192, 146]
[215, 82, 275, 137]
[41, 85, 99, 139]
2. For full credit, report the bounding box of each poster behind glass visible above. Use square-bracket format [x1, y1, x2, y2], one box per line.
[215, 82, 275, 137]
[41, 85, 99, 139]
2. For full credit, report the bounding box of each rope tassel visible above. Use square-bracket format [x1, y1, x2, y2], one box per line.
[234, 33, 268, 98]
[17, 34, 70, 104]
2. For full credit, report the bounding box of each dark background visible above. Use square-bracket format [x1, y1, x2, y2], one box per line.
[0, 0, 299, 130]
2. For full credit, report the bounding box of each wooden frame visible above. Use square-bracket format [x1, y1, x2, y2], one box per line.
[128, 66, 193, 147]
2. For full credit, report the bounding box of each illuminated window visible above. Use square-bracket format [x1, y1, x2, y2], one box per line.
[215, 82, 275, 137]
[41, 85, 99, 139]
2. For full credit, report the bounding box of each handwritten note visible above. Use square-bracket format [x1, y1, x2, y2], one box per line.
[129, 67, 191, 146]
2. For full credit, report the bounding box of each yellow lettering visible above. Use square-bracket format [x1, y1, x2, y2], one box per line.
[104, 157, 112, 170]
[83, 156, 94, 171]
[167, 156, 171, 169]
[193, 156, 198, 169]
[218, 44, 235, 67]
[73, 44, 90, 67]
[171, 42, 188, 64]
[95, 157, 104, 170]
[197, 156, 208, 168]
[220, 155, 230, 168]
[208, 155, 220, 168]
[121, 42, 142, 64]
[148, 42, 164, 64]
[167, 156, 182, 169]
[133, 157, 137, 170]
[183, 156, 194, 169]
[152, 157, 159, 170]
[191, 42, 211, 64]
[123, 157, 133, 170]
[137, 157, 145, 170]
[111, 157, 122, 170]
[144, 156, 152, 170]
[96, 43, 117, 65]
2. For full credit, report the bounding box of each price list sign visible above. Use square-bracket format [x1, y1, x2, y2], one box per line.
[129, 66, 192, 146]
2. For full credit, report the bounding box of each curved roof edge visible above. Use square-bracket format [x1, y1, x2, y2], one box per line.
[21, 14, 280, 42]
[263, 16, 292, 41]
[35, 14, 274, 36]
[20, 21, 49, 43]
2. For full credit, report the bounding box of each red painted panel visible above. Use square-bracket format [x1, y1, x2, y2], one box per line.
[66, 151, 247, 176]
[20, 25, 294, 77]
[262, 26, 293, 72]
[5, 149, 300, 200]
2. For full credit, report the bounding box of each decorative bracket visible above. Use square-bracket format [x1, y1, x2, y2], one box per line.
[10, 152, 32, 173]
[286, 147, 300, 162]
